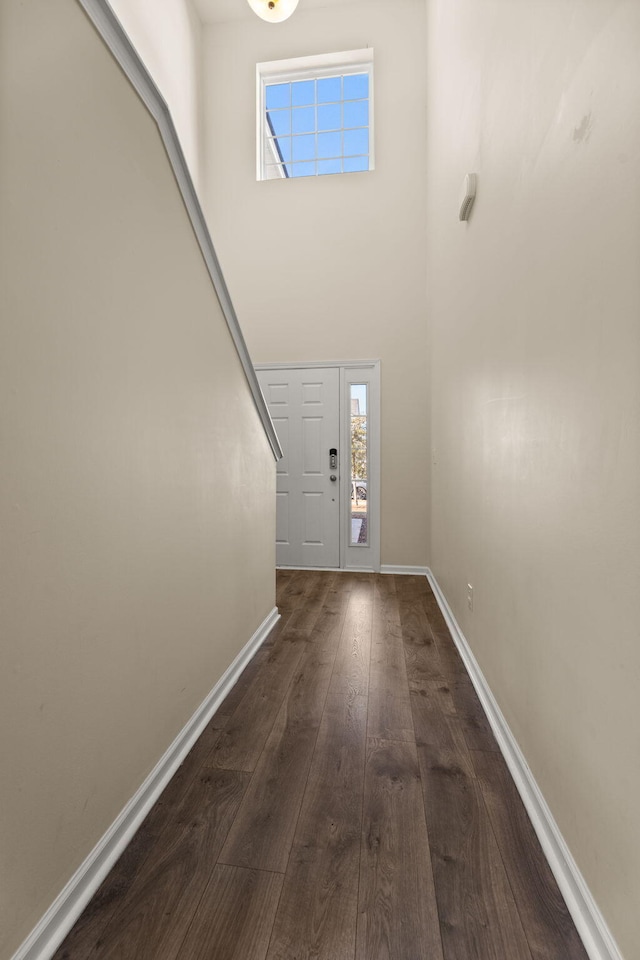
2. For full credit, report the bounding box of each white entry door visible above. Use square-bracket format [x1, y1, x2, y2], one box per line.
[257, 367, 340, 568]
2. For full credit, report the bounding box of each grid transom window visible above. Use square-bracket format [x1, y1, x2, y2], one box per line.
[257, 50, 374, 181]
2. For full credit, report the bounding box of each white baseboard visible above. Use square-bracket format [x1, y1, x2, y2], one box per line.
[425, 569, 624, 960]
[276, 566, 375, 573]
[11, 607, 280, 960]
[380, 564, 430, 576]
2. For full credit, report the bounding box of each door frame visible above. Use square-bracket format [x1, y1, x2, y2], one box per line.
[255, 360, 381, 573]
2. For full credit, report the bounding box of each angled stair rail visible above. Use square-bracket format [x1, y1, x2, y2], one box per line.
[77, 0, 282, 462]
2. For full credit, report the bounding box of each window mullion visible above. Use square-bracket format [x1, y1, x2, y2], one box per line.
[259, 53, 372, 181]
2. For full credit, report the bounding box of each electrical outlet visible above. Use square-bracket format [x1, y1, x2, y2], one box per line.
[467, 583, 474, 611]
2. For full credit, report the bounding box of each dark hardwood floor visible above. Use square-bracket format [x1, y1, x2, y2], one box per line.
[54, 571, 589, 960]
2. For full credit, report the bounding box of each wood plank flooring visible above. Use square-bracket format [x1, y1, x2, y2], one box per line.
[53, 571, 589, 960]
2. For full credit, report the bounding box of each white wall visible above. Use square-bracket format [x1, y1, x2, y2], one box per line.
[201, 0, 430, 568]
[0, 1, 275, 955]
[425, 0, 640, 956]
[108, 0, 205, 192]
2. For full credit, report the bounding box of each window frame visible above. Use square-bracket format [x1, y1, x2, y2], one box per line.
[256, 49, 375, 181]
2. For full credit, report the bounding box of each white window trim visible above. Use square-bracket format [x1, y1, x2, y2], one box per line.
[256, 48, 375, 181]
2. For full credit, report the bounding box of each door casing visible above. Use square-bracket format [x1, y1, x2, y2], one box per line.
[255, 360, 381, 573]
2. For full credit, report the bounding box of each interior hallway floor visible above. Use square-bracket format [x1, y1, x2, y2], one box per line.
[54, 570, 589, 960]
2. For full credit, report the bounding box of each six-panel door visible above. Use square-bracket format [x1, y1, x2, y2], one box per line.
[258, 367, 340, 568]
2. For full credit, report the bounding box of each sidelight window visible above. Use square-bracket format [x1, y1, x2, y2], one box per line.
[350, 384, 368, 546]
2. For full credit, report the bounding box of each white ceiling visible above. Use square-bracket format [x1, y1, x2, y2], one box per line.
[193, 0, 362, 25]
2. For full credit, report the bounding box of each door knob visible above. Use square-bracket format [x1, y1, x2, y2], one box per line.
[330, 475, 337, 482]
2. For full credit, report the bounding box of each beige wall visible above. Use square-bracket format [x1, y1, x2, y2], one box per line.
[108, 0, 205, 192]
[425, 0, 640, 955]
[0, 2, 275, 956]
[201, 0, 430, 568]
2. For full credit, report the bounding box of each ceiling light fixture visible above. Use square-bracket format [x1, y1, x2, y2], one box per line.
[246, 0, 299, 23]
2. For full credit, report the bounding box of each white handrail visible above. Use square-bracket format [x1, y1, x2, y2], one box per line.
[77, 0, 283, 461]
